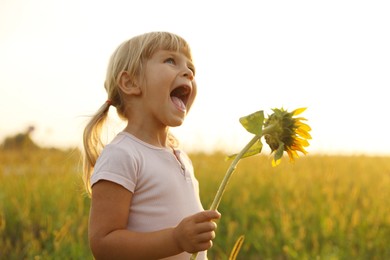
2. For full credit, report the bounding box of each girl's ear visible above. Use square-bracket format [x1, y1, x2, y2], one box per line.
[118, 71, 141, 95]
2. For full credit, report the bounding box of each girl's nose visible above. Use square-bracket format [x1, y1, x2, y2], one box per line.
[182, 67, 194, 81]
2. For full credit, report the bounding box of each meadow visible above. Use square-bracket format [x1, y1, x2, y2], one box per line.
[0, 148, 389, 259]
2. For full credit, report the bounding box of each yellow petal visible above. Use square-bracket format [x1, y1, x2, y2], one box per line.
[286, 149, 299, 162]
[296, 128, 312, 139]
[286, 150, 294, 161]
[292, 107, 306, 116]
[296, 121, 311, 131]
[272, 158, 281, 167]
[295, 117, 308, 122]
[295, 137, 310, 147]
[292, 143, 308, 154]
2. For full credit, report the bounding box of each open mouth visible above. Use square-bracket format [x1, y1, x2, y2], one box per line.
[170, 85, 191, 111]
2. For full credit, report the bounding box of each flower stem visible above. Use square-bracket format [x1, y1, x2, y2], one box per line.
[190, 124, 276, 260]
[210, 123, 276, 211]
[209, 135, 259, 210]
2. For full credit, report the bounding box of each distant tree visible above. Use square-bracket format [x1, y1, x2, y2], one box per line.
[1, 126, 40, 150]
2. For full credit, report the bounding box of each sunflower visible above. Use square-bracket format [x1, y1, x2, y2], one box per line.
[263, 107, 312, 166]
[191, 107, 311, 260]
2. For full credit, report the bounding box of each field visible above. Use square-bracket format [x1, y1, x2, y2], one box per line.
[0, 149, 389, 259]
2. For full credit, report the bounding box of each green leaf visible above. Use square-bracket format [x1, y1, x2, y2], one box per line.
[239, 110, 264, 136]
[226, 140, 263, 161]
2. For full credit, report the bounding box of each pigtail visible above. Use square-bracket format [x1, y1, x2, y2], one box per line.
[82, 101, 111, 196]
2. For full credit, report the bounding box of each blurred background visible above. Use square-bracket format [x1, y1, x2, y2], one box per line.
[1, 0, 389, 155]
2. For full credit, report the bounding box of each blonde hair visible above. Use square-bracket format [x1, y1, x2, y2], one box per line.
[82, 32, 194, 195]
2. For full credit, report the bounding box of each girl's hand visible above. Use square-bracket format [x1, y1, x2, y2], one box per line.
[172, 210, 221, 253]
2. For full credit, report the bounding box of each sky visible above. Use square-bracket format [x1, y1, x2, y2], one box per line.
[1, 0, 389, 156]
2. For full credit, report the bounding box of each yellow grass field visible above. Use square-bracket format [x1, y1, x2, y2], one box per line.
[1, 149, 389, 259]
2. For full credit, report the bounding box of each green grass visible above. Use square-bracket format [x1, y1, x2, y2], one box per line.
[1, 149, 389, 259]
[0, 149, 91, 260]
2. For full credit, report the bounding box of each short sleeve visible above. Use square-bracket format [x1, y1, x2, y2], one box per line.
[90, 144, 138, 192]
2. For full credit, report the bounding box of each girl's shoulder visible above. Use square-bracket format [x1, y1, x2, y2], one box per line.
[103, 132, 169, 158]
[98, 132, 144, 165]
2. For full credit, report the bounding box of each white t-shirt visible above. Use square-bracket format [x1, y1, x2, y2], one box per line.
[91, 132, 207, 260]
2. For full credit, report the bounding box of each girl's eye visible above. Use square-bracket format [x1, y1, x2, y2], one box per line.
[165, 58, 175, 64]
[188, 66, 195, 74]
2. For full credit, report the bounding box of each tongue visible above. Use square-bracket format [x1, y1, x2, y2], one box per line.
[171, 96, 186, 111]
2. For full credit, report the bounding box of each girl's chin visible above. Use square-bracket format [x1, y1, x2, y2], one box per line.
[168, 116, 186, 127]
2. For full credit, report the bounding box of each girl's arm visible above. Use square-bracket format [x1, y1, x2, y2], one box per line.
[89, 180, 220, 259]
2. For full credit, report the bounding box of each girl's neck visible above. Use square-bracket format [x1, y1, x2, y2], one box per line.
[123, 123, 170, 148]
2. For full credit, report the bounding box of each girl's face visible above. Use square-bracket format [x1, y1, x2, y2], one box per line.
[139, 49, 197, 128]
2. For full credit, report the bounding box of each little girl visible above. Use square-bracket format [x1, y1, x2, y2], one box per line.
[82, 32, 220, 259]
